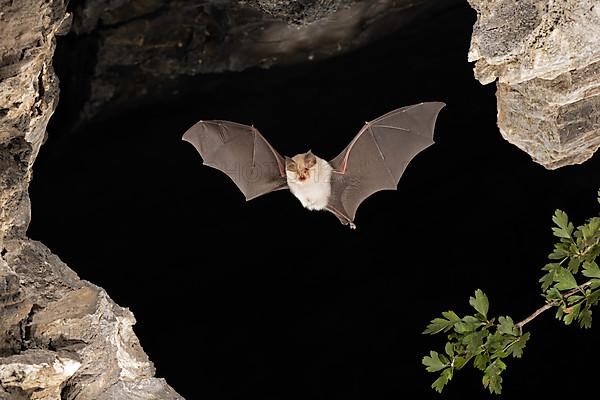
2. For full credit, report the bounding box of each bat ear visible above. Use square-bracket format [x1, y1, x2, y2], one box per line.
[304, 150, 316, 167]
[284, 156, 296, 171]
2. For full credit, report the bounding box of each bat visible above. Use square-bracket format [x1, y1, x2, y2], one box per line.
[182, 102, 445, 229]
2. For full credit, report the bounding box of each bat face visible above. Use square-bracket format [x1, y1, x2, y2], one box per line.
[285, 151, 318, 184]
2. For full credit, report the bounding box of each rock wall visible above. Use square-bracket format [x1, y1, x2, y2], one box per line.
[468, 0, 600, 169]
[0, 0, 67, 243]
[0, 240, 182, 400]
[0, 1, 181, 398]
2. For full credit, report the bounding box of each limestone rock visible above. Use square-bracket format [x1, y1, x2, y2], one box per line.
[467, 0, 600, 169]
[0, 239, 183, 400]
[0, 0, 182, 398]
[0, 0, 67, 243]
[0, 350, 80, 400]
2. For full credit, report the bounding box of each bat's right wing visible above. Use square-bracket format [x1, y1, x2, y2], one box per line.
[328, 102, 445, 225]
[183, 120, 288, 201]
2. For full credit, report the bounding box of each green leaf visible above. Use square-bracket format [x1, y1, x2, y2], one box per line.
[579, 307, 592, 329]
[554, 268, 578, 290]
[555, 306, 564, 320]
[546, 287, 562, 302]
[463, 315, 481, 324]
[423, 351, 448, 372]
[469, 289, 489, 318]
[567, 257, 582, 274]
[588, 289, 600, 305]
[453, 356, 467, 370]
[423, 317, 455, 335]
[581, 218, 600, 240]
[562, 303, 580, 325]
[497, 316, 517, 336]
[442, 310, 461, 323]
[483, 359, 506, 395]
[548, 243, 570, 260]
[552, 227, 573, 239]
[506, 332, 530, 358]
[473, 353, 489, 371]
[540, 273, 553, 292]
[431, 368, 452, 393]
[540, 263, 561, 292]
[553, 209, 569, 229]
[583, 261, 600, 279]
[462, 330, 487, 353]
[455, 316, 483, 334]
[445, 342, 454, 357]
[487, 332, 512, 356]
[438, 353, 450, 364]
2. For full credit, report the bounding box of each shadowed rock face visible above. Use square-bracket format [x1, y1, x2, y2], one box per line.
[0, 0, 67, 244]
[0, 0, 451, 398]
[56, 0, 449, 125]
[468, 0, 600, 169]
[0, 0, 182, 398]
[0, 239, 183, 400]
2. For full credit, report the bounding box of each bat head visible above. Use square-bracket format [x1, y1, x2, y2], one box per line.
[285, 151, 317, 184]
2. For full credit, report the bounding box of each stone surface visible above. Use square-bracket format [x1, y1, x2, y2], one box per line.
[0, 350, 80, 399]
[58, 0, 452, 125]
[0, 0, 182, 398]
[0, 0, 67, 243]
[0, 239, 183, 400]
[468, 0, 600, 169]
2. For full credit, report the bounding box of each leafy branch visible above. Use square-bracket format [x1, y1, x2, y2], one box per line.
[422, 188, 600, 394]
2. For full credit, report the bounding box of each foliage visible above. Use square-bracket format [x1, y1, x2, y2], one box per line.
[422, 290, 529, 394]
[422, 189, 600, 394]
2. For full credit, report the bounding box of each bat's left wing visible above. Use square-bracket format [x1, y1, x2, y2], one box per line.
[183, 120, 288, 201]
[327, 102, 445, 226]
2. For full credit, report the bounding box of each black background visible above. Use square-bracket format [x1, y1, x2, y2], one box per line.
[28, 3, 599, 399]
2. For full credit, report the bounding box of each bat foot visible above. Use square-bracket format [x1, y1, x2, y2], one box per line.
[326, 205, 355, 229]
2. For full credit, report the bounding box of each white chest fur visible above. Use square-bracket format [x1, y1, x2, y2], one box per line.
[286, 158, 332, 211]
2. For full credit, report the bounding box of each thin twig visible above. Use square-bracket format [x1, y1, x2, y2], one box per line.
[516, 281, 593, 334]
[516, 303, 554, 332]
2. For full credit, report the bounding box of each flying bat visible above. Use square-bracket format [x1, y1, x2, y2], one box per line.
[182, 102, 445, 229]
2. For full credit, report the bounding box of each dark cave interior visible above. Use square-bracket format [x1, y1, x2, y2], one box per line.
[27, 3, 600, 399]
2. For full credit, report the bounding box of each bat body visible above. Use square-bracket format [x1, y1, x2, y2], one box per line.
[285, 152, 333, 212]
[182, 102, 445, 228]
